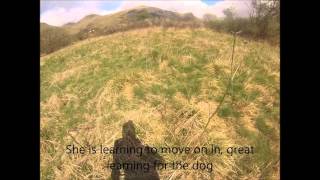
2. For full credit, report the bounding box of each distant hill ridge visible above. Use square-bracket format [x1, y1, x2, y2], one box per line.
[41, 6, 202, 54]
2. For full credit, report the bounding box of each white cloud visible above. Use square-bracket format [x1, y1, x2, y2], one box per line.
[205, 0, 252, 17]
[40, 0, 252, 26]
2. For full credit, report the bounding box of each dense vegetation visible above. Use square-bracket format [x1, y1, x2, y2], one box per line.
[204, 0, 280, 44]
[40, 23, 76, 55]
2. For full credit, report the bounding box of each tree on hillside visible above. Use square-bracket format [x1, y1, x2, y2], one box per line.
[204, 0, 280, 44]
[249, 0, 280, 40]
[203, 13, 217, 22]
[222, 7, 237, 32]
[223, 8, 236, 20]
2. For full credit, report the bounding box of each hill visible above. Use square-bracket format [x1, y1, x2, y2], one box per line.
[62, 6, 200, 35]
[40, 6, 202, 55]
[40, 23, 76, 55]
[40, 27, 279, 179]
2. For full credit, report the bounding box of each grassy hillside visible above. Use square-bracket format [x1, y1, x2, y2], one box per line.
[41, 27, 279, 179]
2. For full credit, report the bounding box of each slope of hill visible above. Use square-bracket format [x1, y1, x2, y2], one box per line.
[41, 27, 279, 179]
[40, 6, 202, 55]
[40, 23, 76, 55]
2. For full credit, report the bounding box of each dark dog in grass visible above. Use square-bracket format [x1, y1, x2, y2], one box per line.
[111, 120, 164, 180]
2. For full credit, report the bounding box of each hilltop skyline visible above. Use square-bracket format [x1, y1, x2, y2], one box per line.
[40, 0, 252, 26]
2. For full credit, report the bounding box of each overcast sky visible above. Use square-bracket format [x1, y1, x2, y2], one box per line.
[40, 0, 252, 26]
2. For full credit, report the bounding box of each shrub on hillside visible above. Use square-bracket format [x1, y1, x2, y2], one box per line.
[40, 26, 75, 54]
[204, 0, 280, 45]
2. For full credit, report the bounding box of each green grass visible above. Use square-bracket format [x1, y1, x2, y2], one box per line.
[218, 104, 241, 119]
[41, 27, 279, 179]
[133, 85, 146, 99]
